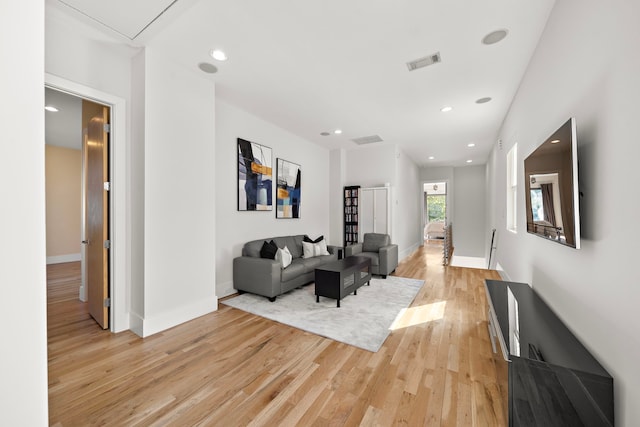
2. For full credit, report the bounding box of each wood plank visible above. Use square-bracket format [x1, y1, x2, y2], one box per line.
[48, 242, 505, 425]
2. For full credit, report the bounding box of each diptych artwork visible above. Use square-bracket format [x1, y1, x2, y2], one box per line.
[276, 158, 301, 219]
[237, 138, 273, 211]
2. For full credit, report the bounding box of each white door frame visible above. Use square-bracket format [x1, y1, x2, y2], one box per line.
[45, 73, 129, 333]
[422, 180, 450, 240]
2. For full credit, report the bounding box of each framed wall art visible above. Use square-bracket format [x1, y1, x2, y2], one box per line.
[276, 158, 301, 218]
[237, 138, 272, 211]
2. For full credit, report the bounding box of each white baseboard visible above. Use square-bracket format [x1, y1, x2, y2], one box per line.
[129, 310, 144, 337]
[137, 296, 219, 337]
[450, 256, 487, 269]
[217, 280, 236, 299]
[47, 253, 81, 265]
[400, 243, 419, 261]
[496, 262, 511, 281]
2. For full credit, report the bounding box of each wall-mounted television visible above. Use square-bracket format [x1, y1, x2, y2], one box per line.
[524, 118, 580, 248]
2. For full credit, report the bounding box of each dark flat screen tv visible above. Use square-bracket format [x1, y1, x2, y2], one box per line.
[524, 118, 580, 248]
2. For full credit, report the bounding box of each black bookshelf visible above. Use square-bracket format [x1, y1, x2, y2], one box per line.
[343, 185, 360, 246]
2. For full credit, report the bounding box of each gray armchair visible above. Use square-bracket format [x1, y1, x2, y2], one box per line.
[344, 233, 398, 278]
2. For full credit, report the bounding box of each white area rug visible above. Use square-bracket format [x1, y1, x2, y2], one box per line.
[222, 276, 424, 352]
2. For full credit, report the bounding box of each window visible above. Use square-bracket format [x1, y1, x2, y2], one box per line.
[423, 182, 447, 223]
[507, 144, 518, 232]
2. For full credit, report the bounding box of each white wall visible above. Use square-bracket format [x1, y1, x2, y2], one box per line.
[452, 165, 486, 257]
[215, 99, 332, 298]
[345, 144, 421, 259]
[345, 144, 396, 187]
[46, 5, 219, 337]
[329, 149, 346, 246]
[46, 7, 136, 333]
[139, 48, 217, 335]
[0, 1, 48, 424]
[395, 149, 422, 259]
[420, 166, 455, 226]
[45, 6, 135, 104]
[487, 0, 640, 424]
[130, 50, 146, 322]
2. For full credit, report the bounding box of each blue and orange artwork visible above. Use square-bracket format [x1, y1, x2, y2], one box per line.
[238, 138, 272, 211]
[276, 158, 301, 219]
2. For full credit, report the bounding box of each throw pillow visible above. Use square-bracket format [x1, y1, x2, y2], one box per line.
[275, 245, 293, 268]
[302, 239, 330, 258]
[260, 240, 278, 259]
[303, 235, 324, 243]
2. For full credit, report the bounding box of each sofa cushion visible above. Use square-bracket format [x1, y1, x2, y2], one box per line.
[304, 234, 324, 243]
[357, 252, 380, 266]
[260, 240, 278, 259]
[275, 246, 293, 268]
[362, 233, 390, 253]
[280, 260, 305, 282]
[290, 235, 304, 258]
[297, 254, 335, 274]
[302, 239, 329, 258]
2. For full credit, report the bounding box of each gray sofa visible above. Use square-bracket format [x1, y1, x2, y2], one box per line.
[233, 235, 339, 301]
[344, 233, 398, 278]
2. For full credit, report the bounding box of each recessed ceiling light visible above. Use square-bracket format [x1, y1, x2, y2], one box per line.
[210, 49, 228, 61]
[467, 143, 476, 147]
[320, 132, 331, 136]
[334, 129, 343, 135]
[476, 97, 492, 104]
[440, 106, 453, 113]
[198, 62, 218, 74]
[466, 159, 473, 163]
[551, 139, 560, 144]
[45, 105, 58, 112]
[428, 156, 435, 160]
[482, 29, 508, 45]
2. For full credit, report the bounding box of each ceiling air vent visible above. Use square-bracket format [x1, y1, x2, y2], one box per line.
[352, 135, 383, 145]
[406, 52, 442, 71]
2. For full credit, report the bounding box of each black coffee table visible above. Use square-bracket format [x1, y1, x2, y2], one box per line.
[314, 256, 372, 307]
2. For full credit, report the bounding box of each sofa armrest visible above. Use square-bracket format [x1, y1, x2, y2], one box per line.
[233, 256, 281, 298]
[344, 243, 363, 257]
[378, 244, 399, 275]
[327, 245, 344, 259]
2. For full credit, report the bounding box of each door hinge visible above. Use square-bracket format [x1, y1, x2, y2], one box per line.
[104, 298, 111, 307]
[104, 240, 111, 249]
[104, 123, 111, 133]
[104, 182, 111, 191]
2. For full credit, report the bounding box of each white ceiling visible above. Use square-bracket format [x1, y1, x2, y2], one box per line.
[45, 88, 82, 149]
[49, 0, 557, 167]
[55, 0, 180, 40]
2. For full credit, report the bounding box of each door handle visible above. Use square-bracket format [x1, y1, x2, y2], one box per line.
[82, 240, 89, 244]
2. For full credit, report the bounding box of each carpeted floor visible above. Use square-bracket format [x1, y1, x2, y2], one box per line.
[222, 275, 424, 352]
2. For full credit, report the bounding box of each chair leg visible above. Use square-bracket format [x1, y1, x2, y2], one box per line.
[268, 296, 276, 302]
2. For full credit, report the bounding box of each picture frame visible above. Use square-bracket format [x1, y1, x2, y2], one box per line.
[276, 158, 301, 218]
[237, 138, 273, 211]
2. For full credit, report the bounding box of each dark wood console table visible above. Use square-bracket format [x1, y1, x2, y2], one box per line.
[315, 256, 371, 307]
[485, 280, 614, 426]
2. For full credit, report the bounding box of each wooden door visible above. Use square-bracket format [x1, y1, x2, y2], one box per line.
[83, 100, 109, 329]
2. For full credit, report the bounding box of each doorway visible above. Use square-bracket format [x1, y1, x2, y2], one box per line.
[45, 73, 128, 333]
[423, 182, 447, 241]
[45, 87, 111, 329]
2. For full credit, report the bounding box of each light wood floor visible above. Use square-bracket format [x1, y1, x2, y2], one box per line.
[48, 242, 504, 426]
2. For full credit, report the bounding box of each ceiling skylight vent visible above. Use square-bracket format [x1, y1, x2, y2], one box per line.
[406, 52, 441, 71]
[352, 135, 383, 145]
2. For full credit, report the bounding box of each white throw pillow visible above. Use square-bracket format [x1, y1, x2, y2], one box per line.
[302, 239, 330, 258]
[275, 245, 293, 268]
